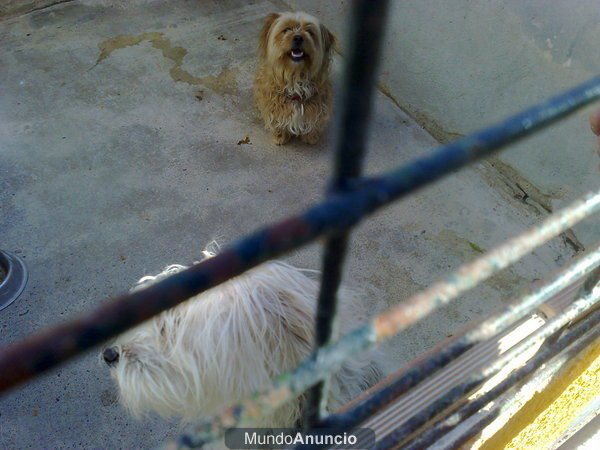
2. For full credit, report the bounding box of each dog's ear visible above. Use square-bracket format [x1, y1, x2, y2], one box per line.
[258, 13, 280, 58]
[320, 23, 336, 55]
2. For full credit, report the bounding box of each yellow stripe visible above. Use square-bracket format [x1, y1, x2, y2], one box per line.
[475, 336, 600, 450]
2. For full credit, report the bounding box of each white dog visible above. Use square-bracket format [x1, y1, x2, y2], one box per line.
[102, 249, 381, 428]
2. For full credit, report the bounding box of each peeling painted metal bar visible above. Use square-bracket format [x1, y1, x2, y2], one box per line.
[370, 190, 599, 342]
[431, 308, 600, 450]
[376, 267, 600, 449]
[175, 192, 600, 448]
[1, 77, 600, 395]
[403, 308, 600, 450]
[315, 242, 600, 433]
[306, 0, 390, 425]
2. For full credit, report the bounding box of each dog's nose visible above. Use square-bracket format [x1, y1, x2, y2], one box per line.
[293, 34, 303, 43]
[103, 347, 119, 366]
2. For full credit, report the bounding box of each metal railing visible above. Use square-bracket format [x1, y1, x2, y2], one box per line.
[1, 0, 599, 448]
[305, 0, 390, 425]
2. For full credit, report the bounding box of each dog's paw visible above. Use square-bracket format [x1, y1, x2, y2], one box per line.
[300, 132, 320, 145]
[273, 131, 291, 145]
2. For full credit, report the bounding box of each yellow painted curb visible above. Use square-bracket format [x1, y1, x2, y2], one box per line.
[476, 336, 600, 450]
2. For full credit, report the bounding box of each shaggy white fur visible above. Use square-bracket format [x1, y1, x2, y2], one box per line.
[103, 250, 381, 428]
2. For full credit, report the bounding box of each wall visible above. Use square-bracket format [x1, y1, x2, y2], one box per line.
[285, 0, 600, 247]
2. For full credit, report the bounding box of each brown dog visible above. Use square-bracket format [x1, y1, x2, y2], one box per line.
[254, 12, 335, 145]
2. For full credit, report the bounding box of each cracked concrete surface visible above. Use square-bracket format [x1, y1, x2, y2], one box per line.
[0, 1, 588, 447]
[288, 0, 600, 248]
[0, 0, 69, 18]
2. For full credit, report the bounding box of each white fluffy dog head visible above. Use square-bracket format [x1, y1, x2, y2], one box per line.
[102, 251, 380, 427]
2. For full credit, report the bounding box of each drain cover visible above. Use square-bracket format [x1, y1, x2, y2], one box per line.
[0, 250, 28, 311]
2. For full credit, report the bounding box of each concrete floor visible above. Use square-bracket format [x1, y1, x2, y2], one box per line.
[288, 0, 600, 248]
[0, 1, 581, 448]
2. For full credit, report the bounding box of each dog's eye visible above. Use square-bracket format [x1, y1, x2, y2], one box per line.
[307, 30, 315, 37]
[283, 27, 291, 33]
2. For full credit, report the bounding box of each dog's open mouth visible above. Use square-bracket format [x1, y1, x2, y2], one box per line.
[290, 49, 305, 62]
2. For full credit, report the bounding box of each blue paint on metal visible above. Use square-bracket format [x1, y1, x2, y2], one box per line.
[1, 74, 600, 393]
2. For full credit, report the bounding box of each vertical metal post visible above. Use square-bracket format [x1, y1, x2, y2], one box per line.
[305, 0, 390, 425]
